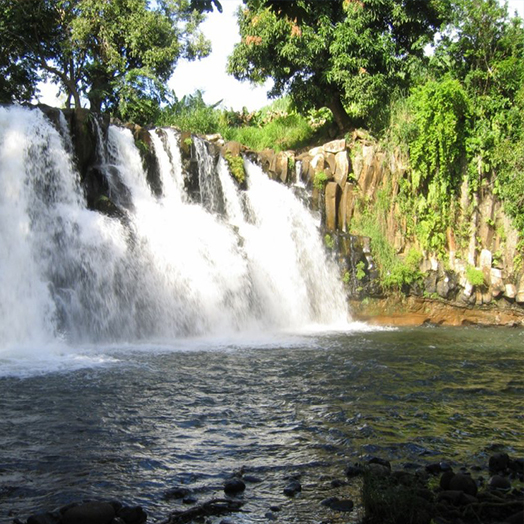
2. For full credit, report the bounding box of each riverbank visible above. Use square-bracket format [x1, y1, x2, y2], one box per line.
[349, 296, 524, 327]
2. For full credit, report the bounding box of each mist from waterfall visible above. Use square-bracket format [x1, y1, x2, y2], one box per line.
[0, 105, 349, 365]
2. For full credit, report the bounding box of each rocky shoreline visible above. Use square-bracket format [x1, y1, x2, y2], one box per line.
[349, 296, 524, 327]
[14, 450, 524, 524]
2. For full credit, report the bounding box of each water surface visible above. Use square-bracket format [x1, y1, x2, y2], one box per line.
[1, 326, 523, 523]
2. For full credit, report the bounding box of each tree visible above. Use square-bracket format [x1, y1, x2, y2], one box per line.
[227, 0, 451, 132]
[0, 0, 213, 121]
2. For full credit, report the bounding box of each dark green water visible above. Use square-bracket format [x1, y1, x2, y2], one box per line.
[1, 326, 523, 523]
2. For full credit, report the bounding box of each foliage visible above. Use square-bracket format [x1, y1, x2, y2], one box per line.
[355, 261, 366, 281]
[159, 90, 221, 134]
[224, 151, 245, 185]
[0, 0, 210, 120]
[221, 111, 316, 152]
[324, 234, 334, 250]
[351, 210, 422, 292]
[465, 266, 485, 286]
[228, 0, 450, 132]
[409, 78, 470, 198]
[313, 171, 328, 190]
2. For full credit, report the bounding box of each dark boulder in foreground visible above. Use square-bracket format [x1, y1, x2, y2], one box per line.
[18, 502, 146, 524]
[224, 478, 246, 496]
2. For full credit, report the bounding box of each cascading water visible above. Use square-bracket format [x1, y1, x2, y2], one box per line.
[0, 105, 349, 362]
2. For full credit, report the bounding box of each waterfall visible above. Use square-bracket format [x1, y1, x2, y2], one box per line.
[0, 106, 349, 355]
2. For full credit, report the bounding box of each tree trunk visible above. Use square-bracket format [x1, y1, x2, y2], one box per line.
[327, 94, 352, 133]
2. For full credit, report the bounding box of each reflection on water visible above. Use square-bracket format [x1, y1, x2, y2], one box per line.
[1, 326, 523, 522]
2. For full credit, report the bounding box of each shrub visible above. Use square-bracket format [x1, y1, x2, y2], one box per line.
[465, 266, 485, 286]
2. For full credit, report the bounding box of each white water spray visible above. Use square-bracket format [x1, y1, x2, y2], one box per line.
[0, 106, 349, 359]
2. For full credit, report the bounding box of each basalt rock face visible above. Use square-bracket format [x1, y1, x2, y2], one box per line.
[38, 105, 111, 209]
[250, 131, 524, 325]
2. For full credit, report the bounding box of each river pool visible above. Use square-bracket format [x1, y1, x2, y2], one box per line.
[1, 325, 523, 523]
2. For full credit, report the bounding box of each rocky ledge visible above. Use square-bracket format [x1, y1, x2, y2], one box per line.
[350, 296, 524, 327]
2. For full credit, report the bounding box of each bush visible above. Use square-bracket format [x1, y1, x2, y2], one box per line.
[465, 266, 485, 287]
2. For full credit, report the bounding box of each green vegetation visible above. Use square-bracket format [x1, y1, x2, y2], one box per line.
[324, 234, 334, 250]
[355, 261, 366, 281]
[351, 207, 423, 292]
[0, 0, 214, 121]
[224, 151, 245, 185]
[466, 266, 485, 287]
[313, 171, 328, 190]
[227, 0, 448, 133]
[1, 0, 522, 258]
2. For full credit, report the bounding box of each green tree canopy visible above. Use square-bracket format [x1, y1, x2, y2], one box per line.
[227, 0, 451, 132]
[0, 0, 213, 121]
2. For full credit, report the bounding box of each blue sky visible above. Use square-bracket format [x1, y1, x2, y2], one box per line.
[38, 0, 524, 111]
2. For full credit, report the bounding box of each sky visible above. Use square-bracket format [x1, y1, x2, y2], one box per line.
[38, 0, 524, 111]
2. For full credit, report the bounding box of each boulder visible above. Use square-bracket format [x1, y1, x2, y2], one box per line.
[323, 138, 346, 153]
[489, 453, 510, 473]
[62, 502, 116, 524]
[320, 497, 354, 512]
[27, 513, 60, 524]
[440, 470, 456, 490]
[117, 506, 147, 524]
[345, 463, 364, 477]
[436, 276, 451, 299]
[491, 268, 505, 297]
[165, 486, 192, 499]
[504, 284, 517, 300]
[283, 480, 302, 497]
[448, 473, 478, 496]
[489, 475, 511, 491]
[224, 478, 246, 495]
[505, 511, 524, 524]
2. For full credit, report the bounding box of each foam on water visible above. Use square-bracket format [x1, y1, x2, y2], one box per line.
[0, 106, 365, 376]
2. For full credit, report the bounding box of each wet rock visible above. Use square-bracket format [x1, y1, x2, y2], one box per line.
[448, 473, 478, 496]
[182, 495, 198, 504]
[320, 497, 354, 512]
[489, 475, 512, 491]
[437, 490, 477, 506]
[269, 505, 281, 512]
[283, 480, 302, 497]
[345, 463, 364, 477]
[440, 470, 456, 490]
[62, 502, 115, 524]
[27, 513, 60, 524]
[440, 461, 452, 472]
[509, 458, 524, 474]
[426, 462, 443, 475]
[489, 452, 510, 473]
[224, 478, 246, 495]
[330, 478, 346, 488]
[368, 457, 391, 470]
[116, 506, 147, 524]
[264, 511, 277, 521]
[367, 463, 391, 477]
[165, 486, 192, 499]
[505, 510, 524, 524]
